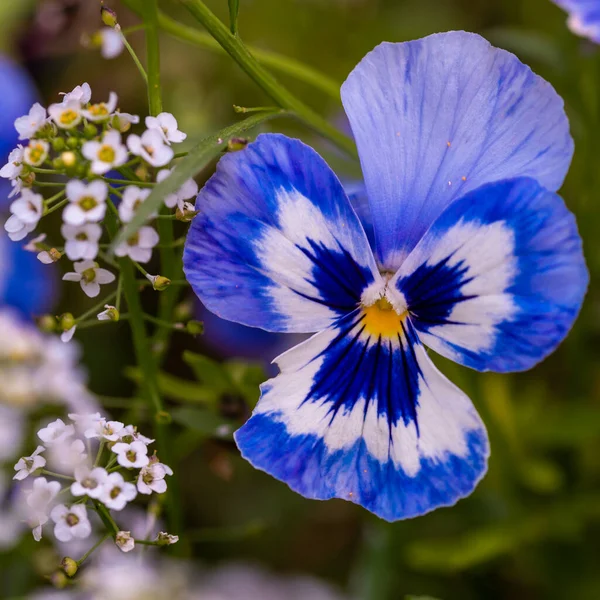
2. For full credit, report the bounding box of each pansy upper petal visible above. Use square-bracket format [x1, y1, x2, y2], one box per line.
[392, 177, 588, 373]
[341, 32, 574, 269]
[183, 134, 379, 333]
[235, 311, 488, 521]
[553, 0, 600, 42]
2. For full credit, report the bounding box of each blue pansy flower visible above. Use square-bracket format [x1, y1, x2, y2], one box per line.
[552, 0, 600, 42]
[183, 32, 588, 521]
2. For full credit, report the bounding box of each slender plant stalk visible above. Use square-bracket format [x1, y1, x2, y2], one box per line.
[177, 0, 356, 157]
[121, 0, 341, 101]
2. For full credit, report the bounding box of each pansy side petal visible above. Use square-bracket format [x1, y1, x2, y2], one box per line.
[235, 311, 488, 521]
[392, 177, 588, 372]
[553, 0, 600, 42]
[341, 32, 573, 269]
[184, 134, 379, 333]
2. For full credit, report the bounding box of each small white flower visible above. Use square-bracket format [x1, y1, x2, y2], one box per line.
[114, 226, 159, 263]
[115, 531, 135, 552]
[48, 438, 87, 470]
[115, 530, 135, 552]
[0, 145, 24, 180]
[23, 140, 49, 167]
[145, 112, 187, 144]
[9, 189, 43, 225]
[61, 83, 92, 105]
[51, 504, 92, 542]
[112, 111, 139, 133]
[84, 418, 124, 442]
[61, 223, 102, 260]
[119, 425, 154, 445]
[4, 215, 36, 241]
[157, 168, 198, 210]
[69, 412, 104, 434]
[137, 461, 173, 495]
[14, 446, 46, 481]
[71, 466, 108, 499]
[99, 28, 125, 59]
[156, 532, 179, 546]
[37, 419, 75, 446]
[14, 103, 47, 140]
[111, 441, 149, 469]
[63, 260, 116, 298]
[127, 129, 174, 167]
[101, 472, 137, 510]
[118, 186, 152, 223]
[81, 92, 118, 123]
[25, 477, 61, 541]
[97, 305, 119, 321]
[61, 326, 77, 343]
[82, 130, 127, 174]
[24, 233, 47, 251]
[48, 99, 83, 129]
[63, 179, 108, 225]
[37, 249, 61, 264]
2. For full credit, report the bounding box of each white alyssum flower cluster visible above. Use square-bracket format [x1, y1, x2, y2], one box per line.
[0, 309, 96, 462]
[14, 412, 174, 551]
[0, 83, 197, 334]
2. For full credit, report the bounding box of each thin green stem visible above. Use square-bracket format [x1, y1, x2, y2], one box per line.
[122, 0, 341, 101]
[143, 313, 183, 330]
[93, 501, 119, 537]
[104, 177, 154, 187]
[77, 533, 111, 566]
[41, 470, 74, 481]
[177, 0, 355, 157]
[76, 314, 129, 329]
[43, 198, 68, 216]
[119, 28, 148, 83]
[76, 291, 118, 323]
[94, 440, 105, 467]
[116, 275, 123, 312]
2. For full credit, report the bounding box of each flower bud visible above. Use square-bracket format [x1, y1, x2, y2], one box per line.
[186, 320, 204, 335]
[156, 532, 179, 546]
[174, 299, 193, 321]
[60, 557, 78, 577]
[52, 157, 64, 170]
[59, 313, 76, 332]
[175, 202, 199, 222]
[21, 171, 36, 187]
[83, 123, 98, 139]
[101, 6, 119, 28]
[146, 274, 171, 291]
[227, 137, 249, 152]
[97, 304, 120, 321]
[66, 137, 79, 149]
[52, 138, 66, 152]
[50, 570, 69, 589]
[61, 151, 77, 168]
[38, 315, 57, 332]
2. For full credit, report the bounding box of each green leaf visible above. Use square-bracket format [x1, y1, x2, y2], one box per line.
[183, 351, 232, 393]
[110, 109, 288, 250]
[171, 406, 233, 438]
[228, 0, 240, 35]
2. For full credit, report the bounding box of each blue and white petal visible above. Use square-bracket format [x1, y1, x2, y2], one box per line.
[184, 134, 380, 333]
[553, 0, 600, 43]
[392, 178, 588, 373]
[235, 311, 489, 522]
[341, 32, 574, 269]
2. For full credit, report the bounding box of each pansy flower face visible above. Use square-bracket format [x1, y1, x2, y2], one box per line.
[183, 32, 588, 521]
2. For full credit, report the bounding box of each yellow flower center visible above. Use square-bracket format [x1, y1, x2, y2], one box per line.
[362, 297, 406, 339]
[127, 232, 140, 246]
[79, 196, 97, 211]
[60, 109, 79, 125]
[89, 103, 109, 117]
[97, 145, 115, 163]
[27, 143, 46, 164]
[81, 267, 96, 283]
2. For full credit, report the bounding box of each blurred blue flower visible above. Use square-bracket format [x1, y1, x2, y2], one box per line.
[552, 0, 600, 42]
[183, 32, 587, 521]
[0, 56, 36, 210]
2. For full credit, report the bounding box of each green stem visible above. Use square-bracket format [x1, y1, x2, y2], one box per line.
[177, 0, 355, 157]
[123, 0, 340, 101]
[93, 501, 120, 537]
[76, 291, 118, 323]
[41, 470, 74, 481]
[119, 28, 149, 83]
[77, 533, 111, 566]
[104, 177, 155, 187]
[140, 0, 163, 116]
[143, 313, 183, 330]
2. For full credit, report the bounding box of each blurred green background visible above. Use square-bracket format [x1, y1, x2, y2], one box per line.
[2, 0, 600, 599]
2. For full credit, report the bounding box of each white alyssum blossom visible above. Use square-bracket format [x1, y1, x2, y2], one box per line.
[61, 83, 92, 105]
[145, 112, 187, 144]
[61, 326, 77, 343]
[14, 446, 46, 481]
[48, 438, 87, 470]
[71, 466, 108, 499]
[37, 419, 75, 446]
[0, 145, 24, 180]
[84, 418, 124, 442]
[157, 168, 198, 210]
[111, 441, 150, 469]
[50, 503, 92, 542]
[25, 477, 61, 541]
[115, 530, 135, 552]
[99, 28, 125, 59]
[101, 472, 137, 510]
[114, 226, 159, 263]
[48, 99, 83, 130]
[61, 222, 102, 260]
[82, 92, 118, 123]
[82, 130, 127, 174]
[23, 140, 49, 167]
[119, 425, 154, 446]
[118, 186, 152, 223]
[63, 179, 108, 225]
[36, 249, 60, 264]
[127, 128, 174, 167]
[4, 214, 36, 241]
[112, 111, 140, 132]
[14, 103, 47, 140]
[137, 461, 173, 495]
[63, 260, 116, 298]
[5, 189, 43, 241]
[97, 305, 119, 321]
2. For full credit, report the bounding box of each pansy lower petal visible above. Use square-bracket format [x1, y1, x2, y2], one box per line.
[184, 134, 379, 333]
[235, 312, 488, 521]
[341, 32, 573, 269]
[392, 177, 588, 372]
